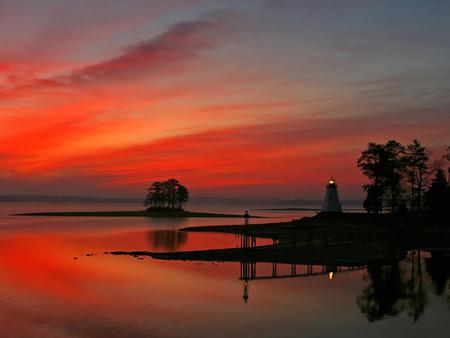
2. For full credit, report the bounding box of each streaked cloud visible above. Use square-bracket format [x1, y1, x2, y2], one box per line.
[0, 1, 449, 198]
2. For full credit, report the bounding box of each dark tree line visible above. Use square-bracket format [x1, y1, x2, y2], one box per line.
[144, 178, 189, 210]
[358, 140, 449, 213]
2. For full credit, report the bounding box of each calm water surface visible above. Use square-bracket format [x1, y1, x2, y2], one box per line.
[0, 203, 449, 337]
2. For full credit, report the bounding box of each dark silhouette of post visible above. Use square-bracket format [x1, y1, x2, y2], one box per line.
[239, 222, 256, 303]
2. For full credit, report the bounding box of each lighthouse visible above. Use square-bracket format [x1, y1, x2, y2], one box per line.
[322, 178, 342, 212]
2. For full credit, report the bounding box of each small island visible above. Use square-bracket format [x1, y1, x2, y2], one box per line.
[15, 179, 259, 218]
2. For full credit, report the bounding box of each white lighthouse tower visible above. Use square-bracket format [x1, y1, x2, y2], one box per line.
[322, 178, 342, 212]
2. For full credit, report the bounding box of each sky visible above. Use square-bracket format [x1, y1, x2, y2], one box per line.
[0, 0, 449, 199]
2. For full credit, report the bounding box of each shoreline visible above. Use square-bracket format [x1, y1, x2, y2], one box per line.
[13, 209, 263, 218]
[110, 211, 450, 266]
[180, 211, 449, 233]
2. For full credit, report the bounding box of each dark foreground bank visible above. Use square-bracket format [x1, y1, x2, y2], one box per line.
[109, 211, 450, 266]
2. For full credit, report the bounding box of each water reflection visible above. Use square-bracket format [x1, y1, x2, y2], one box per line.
[1, 201, 449, 338]
[239, 249, 450, 317]
[425, 250, 450, 296]
[141, 230, 450, 322]
[147, 230, 188, 252]
[239, 260, 363, 303]
[357, 250, 450, 322]
[357, 262, 408, 321]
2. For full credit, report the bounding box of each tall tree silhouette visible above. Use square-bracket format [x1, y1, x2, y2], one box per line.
[384, 140, 405, 213]
[425, 168, 450, 211]
[405, 140, 429, 211]
[358, 143, 387, 213]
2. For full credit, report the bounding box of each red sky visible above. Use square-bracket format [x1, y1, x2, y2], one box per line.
[1, 1, 449, 199]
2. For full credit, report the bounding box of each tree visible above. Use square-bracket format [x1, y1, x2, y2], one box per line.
[163, 178, 180, 209]
[358, 143, 387, 213]
[358, 140, 406, 213]
[143, 179, 190, 210]
[363, 184, 383, 213]
[444, 146, 450, 183]
[425, 168, 450, 212]
[383, 140, 406, 213]
[405, 140, 429, 210]
[176, 184, 190, 209]
[144, 181, 164, 209]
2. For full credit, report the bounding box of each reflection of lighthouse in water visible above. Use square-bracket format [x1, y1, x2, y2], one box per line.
[322, 178, 342, 212]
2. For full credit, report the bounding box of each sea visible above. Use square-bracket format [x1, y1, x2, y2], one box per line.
[0, 201, 448, 338]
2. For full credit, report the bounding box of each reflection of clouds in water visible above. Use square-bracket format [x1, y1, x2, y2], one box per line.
[148, 230, 188, 252]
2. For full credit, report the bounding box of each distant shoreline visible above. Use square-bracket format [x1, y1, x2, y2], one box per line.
[13, 209, 263, 218]
[256, 208, 364, 211]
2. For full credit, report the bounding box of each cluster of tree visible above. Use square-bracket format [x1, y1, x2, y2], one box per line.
[358, 141, 449, 213]
[143, 179, 189, 210]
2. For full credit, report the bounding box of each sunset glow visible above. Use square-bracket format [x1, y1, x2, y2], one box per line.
[1, 0, 449, 198]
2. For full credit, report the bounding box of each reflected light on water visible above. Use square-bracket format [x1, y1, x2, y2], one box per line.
[0, 203, 448, 338]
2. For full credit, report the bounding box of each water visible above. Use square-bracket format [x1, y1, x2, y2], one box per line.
[0, 202, 448, 337]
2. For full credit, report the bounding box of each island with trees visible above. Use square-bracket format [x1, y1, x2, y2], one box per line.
[143, 179, 190, 213]
[16, 178, 256, 218]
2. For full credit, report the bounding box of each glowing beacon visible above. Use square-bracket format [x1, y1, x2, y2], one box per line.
[322, 178, 342, 212]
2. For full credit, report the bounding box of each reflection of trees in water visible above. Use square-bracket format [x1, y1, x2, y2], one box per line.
[425, 251, 450, 296]
[358, 250, 450, 322]
[148, 230, 188, 252]
[357, 263, 407, 322]
[425, 250, 450, 310]
[406, 251, 427, 321]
